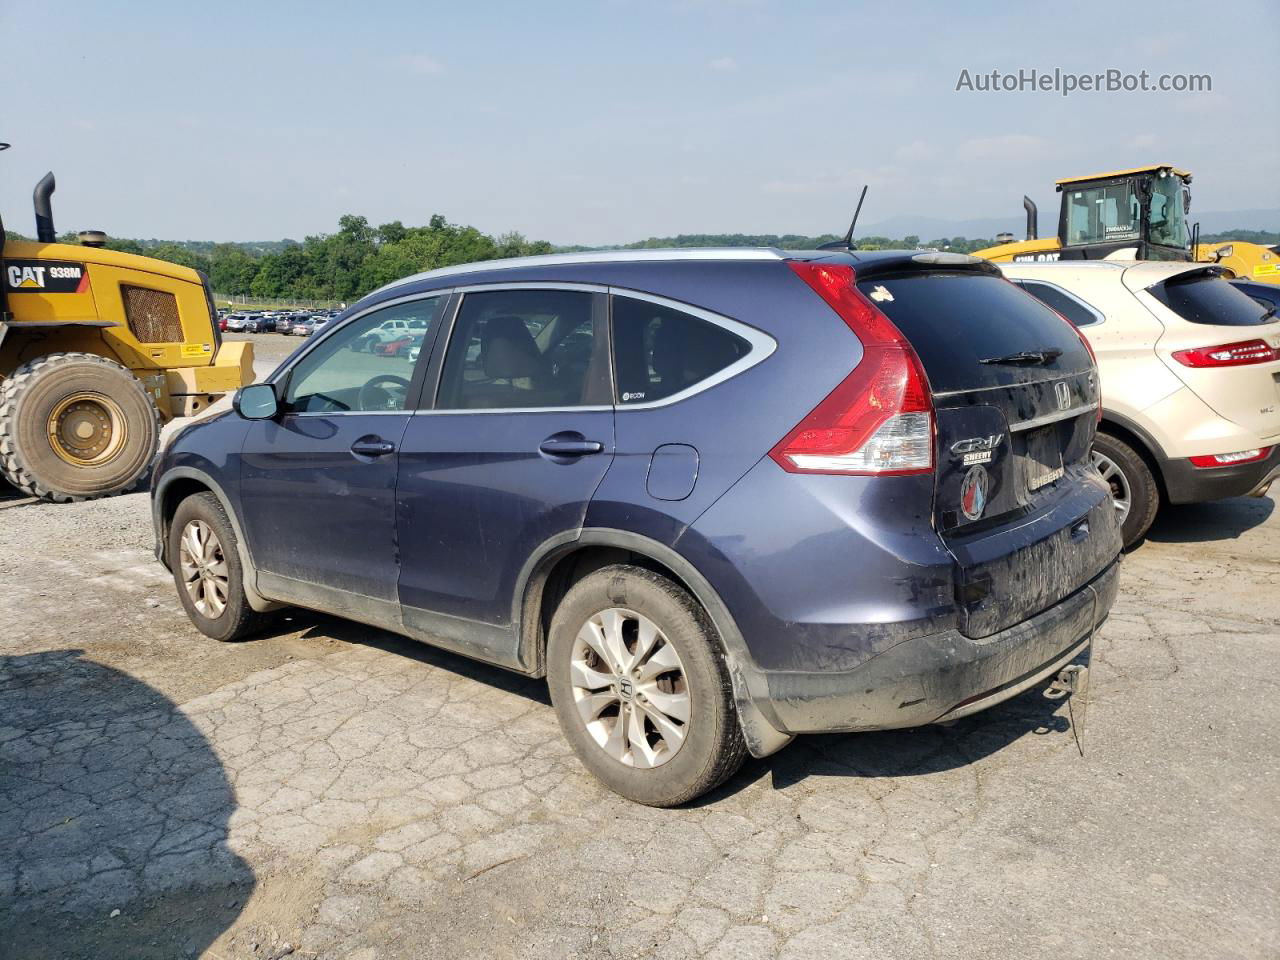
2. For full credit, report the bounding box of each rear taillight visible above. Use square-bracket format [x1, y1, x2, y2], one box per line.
[1188, 447, 1272, 468]
[1172, 339, 1278, 367]
[770, 262, 934, 475]
[1076, 330, 1103, 423]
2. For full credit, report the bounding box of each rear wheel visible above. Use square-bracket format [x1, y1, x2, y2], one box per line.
[0, 352, 160, 502]
[1091, 432, 1159, 547]
[168, 492, 267, 642]
[546, 565, 747, 806]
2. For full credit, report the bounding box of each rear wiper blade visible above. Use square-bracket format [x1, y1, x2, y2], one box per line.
[980, 349, 1062, 366]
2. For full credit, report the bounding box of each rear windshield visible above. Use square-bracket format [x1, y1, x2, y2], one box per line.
[1152, 274, 1276, 326]
[856, 272, 1090, 393]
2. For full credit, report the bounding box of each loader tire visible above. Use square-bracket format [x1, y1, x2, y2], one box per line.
[0, 352, 161, 502]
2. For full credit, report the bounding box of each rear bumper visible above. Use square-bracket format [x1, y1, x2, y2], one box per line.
[745, 559, 1119, 737]
[1161, 444, 1280, 504]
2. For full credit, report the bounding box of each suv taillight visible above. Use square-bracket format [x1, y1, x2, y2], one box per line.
[1172, 339, 1278, 367]
[1189, 447, 1272, 468]
[770, 262, 934, 475]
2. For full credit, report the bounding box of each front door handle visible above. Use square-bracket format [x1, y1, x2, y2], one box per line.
[350, 436, 396, 457]
[539, 436, 604, 458]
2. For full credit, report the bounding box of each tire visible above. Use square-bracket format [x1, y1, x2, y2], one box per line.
[0, 352, 161, 502]
[546, 564, 747, 806]
[1092, 432, 1159, 548]
[168, 492, 267, 642]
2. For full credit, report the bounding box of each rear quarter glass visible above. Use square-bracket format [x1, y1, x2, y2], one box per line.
[856, 273, 1091, 393]
[1152, 274, 1277, 326]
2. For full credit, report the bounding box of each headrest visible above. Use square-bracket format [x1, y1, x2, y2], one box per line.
[482, 315, 543, 380]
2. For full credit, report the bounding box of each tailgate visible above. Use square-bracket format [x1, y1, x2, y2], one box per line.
[858, 269, 1122, 638]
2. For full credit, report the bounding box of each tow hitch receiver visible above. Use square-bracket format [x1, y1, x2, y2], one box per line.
[1045, 660, 1090, 755]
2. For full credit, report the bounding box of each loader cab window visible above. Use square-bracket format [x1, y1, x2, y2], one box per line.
[1149, 174, 1189, 249]
[1064, 181, 1139, 247]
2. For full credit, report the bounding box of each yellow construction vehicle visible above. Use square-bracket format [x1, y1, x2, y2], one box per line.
[973, 164, 1279, 284]
[1, 143, 253, 501]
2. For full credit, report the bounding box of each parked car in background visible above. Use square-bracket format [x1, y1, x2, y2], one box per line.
[373, 332, 424, 357]
[349, 316, 427, 352]
[154, 248, 1119, 805]
[310, 316, 333, 337]
[224, 314, 251, 332]
[1232, 278, 1280, 313]
[289, 317, 315, 337]
[1000, 261, 1280, 546]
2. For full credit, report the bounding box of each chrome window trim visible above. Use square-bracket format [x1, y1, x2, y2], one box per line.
[1008, 403, 1097, 432]
[607, 288, 777, 410]
[374, 247, 787, 295]
[1014, 278, 1106, 328]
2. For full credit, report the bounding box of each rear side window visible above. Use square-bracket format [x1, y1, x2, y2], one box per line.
[1152, 274, 1275, 326]
[1015, 279, 1103, 328]
[436, 289, 606, 409]
[611, 296, 750, 404]
[856, 273, 1090, 393]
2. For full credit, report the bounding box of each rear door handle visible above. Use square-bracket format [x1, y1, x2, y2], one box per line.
[539, 437, 604, 458]
[350, 436, 396, 457]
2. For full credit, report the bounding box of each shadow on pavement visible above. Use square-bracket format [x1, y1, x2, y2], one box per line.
[0, 650, 252, 960]
[702, 675, 1079, 804]
[1143, 495, 1274, 544]
[268, 611, 1079, 808]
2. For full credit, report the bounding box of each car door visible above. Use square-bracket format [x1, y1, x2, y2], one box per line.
[238, 294, 450, 625]
[395, 285, 615, 668]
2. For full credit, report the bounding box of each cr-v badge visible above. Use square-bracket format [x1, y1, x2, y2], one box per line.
[951, 434, 1003, 465]
[960, 465, 989, 521]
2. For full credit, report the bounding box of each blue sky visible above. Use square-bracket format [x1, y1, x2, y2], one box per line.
[3, 0, 1276, 244]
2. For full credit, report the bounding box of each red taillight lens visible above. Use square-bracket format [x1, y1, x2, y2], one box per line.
[770, 262, 934, 475]
[1188, 447, 1272, 468]
[1172, 339, 1278, 368]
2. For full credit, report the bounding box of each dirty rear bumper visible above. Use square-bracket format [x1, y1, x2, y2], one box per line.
[745, 559, 1119, 738]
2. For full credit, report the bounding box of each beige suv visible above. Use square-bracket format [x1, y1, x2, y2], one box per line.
[999, 261, 1280, 546]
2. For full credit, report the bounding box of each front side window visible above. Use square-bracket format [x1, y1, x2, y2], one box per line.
[611, 297, 750, 404]
[284, 297, 445, 413]
[1016, 279, 1103, 327]
[1064, 182, 1139, 246]
[435, 289, 603, 409]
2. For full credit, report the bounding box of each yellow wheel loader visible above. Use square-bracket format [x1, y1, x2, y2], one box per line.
[0, 144, 253, 501]
[973, 164, 1279, 284]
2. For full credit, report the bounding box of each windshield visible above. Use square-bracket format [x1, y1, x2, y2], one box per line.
[1149, 173, 1189, 249]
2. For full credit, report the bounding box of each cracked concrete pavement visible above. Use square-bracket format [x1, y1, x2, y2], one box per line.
[1, 478, 1277, 959]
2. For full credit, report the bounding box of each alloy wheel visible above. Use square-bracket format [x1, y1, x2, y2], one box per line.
[178, 519, 230, 618]
[569, 607, 691, 768]
[1090, 449, 1131, 522]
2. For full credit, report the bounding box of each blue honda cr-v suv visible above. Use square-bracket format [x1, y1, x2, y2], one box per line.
[152, 248, 1121, 805]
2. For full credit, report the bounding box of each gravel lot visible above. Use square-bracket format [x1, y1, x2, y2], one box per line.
[1, 348, 1277, 958]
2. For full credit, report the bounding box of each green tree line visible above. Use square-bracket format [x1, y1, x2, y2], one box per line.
[98, 214, 553, 302]
[8, 220, 1274, 304]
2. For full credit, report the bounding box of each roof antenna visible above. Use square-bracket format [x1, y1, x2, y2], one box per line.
[819, 184, 868, 250]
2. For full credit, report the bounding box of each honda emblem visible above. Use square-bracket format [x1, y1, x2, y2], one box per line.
[1055, 381, 1071, 411]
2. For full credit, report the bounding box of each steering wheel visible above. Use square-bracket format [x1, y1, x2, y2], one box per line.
[358, 374, 411, 411]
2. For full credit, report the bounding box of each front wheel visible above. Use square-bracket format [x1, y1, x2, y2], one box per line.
[168, 492, 268, 642]
[546, 565, 747, 806]
[1091, 432, 1159, 548]
[0, 352, 160, 502]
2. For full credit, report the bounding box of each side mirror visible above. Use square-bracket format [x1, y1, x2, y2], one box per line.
[234, 382, 279, 420]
